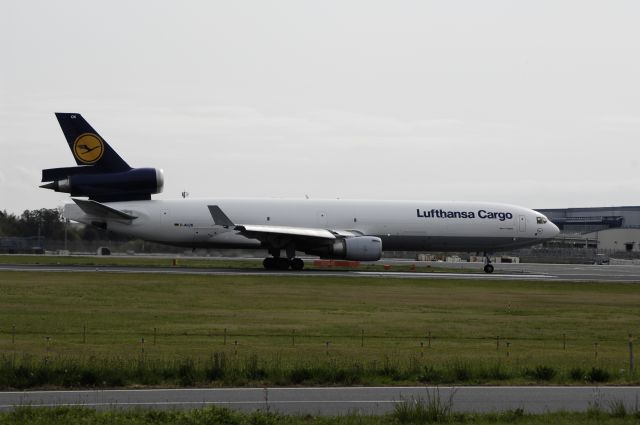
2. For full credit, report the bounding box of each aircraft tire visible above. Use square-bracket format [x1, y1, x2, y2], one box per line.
[263, 257, 277, 270]
[290, 258, 304, 271]
[483, 264, 494, 274]
[276, 258, 291, 270]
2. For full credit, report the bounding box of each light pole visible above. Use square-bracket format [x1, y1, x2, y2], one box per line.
[37, 219, 42, 250]
[64, 218, 69, 251]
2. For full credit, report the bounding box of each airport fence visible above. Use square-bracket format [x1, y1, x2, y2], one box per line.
[1, 329, 639, 388]
[1, 324, 639, 388]
[1, 325, 636, 371]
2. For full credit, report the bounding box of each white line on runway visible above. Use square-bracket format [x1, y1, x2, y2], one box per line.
[5, 385, 638, 395]
[1, 400, 398, 409]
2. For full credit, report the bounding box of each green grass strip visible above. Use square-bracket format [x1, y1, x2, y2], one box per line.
[2, 405, 640, 425]
[1, 271, 639, 387]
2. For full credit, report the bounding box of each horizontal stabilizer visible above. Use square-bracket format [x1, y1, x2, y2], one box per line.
[42, 165, 96, 182]
[72, 198, 137, 220]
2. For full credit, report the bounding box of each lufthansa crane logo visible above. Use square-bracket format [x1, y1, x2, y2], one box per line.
[73, 133, 104, 164]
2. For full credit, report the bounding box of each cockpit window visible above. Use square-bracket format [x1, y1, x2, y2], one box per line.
[536, 217, 548, 224]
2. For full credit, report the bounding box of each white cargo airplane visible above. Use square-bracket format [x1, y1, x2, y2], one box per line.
[41, 113, 560, 273]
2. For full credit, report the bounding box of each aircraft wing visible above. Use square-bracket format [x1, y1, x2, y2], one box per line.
[208, 204, 359, 243]
[235, 224, 337, 239]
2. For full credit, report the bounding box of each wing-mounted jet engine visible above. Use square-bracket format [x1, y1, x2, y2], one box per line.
[40, 113, 163, 202]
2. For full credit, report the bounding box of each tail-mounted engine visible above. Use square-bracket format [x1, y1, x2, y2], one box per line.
[41, 166, 164, 202]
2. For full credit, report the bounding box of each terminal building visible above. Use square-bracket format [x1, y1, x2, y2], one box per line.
[536, 206, 640, 253]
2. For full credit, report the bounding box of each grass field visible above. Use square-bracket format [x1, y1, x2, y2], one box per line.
[3, 407, 640, 425]
[0, 270, 639, 387]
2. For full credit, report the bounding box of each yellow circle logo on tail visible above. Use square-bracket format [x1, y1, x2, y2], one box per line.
[73, 133, 104, 164]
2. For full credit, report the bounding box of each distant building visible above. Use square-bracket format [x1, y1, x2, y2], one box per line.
[536, 206, 640, 252]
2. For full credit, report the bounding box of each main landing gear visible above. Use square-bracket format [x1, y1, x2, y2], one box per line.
[263, 246, 304, 271]
[263, 257, 305, 271]
[483, 252, 494, 274]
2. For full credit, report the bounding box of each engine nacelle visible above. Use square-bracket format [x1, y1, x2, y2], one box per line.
[306, 236, 382, 261]
[41, 167, 164, 202]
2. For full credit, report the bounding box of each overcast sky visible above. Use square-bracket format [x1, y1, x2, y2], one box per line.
[2, 1, 639, 214]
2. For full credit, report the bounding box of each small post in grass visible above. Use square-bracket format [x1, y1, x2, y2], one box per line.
[594, 342, 598, 360]
[420, 342, 424, 357]
[141, 337, 145, 355]
[234, 340, 238, 356]
[83, 325, 86, 344]
[563, 333, 566, 351]
[629, 334, 634, 371]
[361, 329, 364, 348]
[506, 341, 510, 358]
[224, 328, 227, 345]
[325, 341, 330, 356]
[12, 324, 15, 344]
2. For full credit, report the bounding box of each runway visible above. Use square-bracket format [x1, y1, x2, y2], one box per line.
[1, 261, 640, 282]
[1, 386, 639, 414]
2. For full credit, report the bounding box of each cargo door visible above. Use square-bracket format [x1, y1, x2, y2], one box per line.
[518, 215, 527, 232]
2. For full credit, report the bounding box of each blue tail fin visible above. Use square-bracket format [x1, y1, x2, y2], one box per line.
[41, 113, 164, 202]
[55, 113, 130, 171]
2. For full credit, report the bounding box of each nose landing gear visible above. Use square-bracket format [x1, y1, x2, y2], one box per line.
[483, 253, 494, 274]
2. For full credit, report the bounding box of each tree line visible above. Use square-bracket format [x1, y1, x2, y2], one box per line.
[0, 208, 128, 241]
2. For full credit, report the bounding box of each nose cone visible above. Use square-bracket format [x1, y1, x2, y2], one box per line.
[549, 221, 560, 237]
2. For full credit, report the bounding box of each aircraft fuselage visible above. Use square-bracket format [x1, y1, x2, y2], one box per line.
[65, 198, 558, 252]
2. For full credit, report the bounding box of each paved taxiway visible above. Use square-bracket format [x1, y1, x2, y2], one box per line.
[1, 386, 639, 414]
[1, 261, 640, 282]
